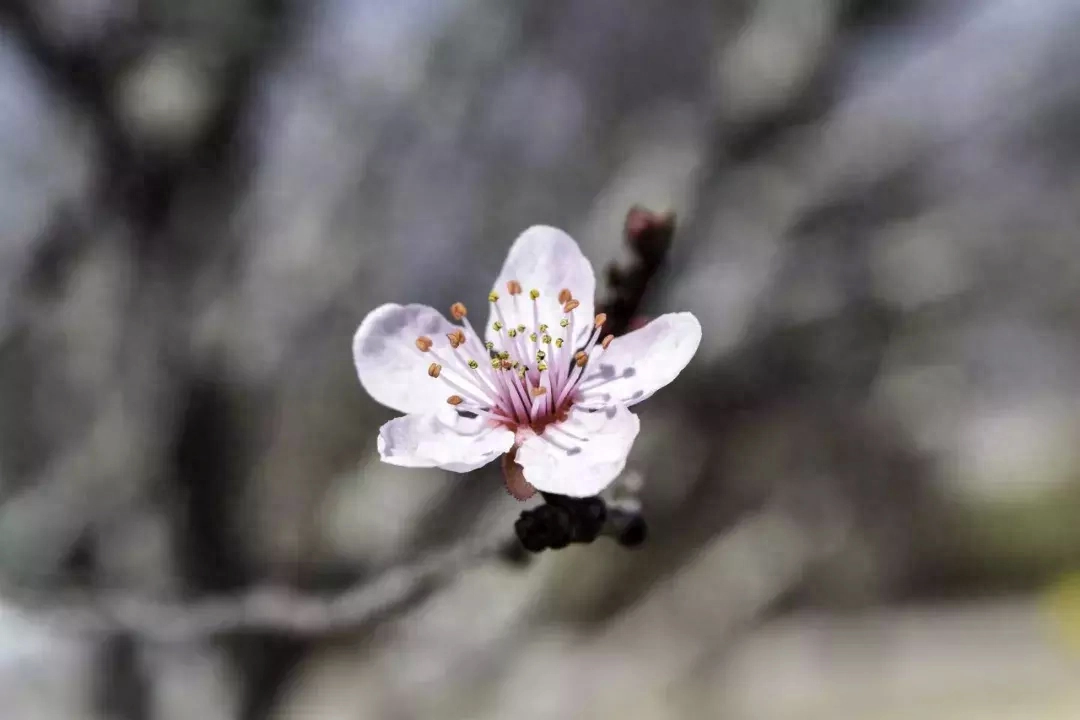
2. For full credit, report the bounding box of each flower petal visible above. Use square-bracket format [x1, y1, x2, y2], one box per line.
[377, 408, 515, 473]
[577, 312, 701, 408]
[485, 226, 596, 346]
[354, 303, 458, 414]
[515, 404, 640, 497]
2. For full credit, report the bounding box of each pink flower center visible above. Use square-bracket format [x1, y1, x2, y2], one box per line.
[416, 282, 613, 435]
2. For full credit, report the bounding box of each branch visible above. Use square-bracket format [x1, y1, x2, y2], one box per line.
[0, 495, 645, 640]
[596, 206, 676, 338]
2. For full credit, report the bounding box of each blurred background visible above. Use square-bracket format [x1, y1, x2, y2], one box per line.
[2, 0, 1080, 717]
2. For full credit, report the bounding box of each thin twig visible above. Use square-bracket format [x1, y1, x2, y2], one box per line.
[1, 532, 508, 640]
[0, 494, 644, 640]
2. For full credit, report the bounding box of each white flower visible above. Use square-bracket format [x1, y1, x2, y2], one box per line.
[352, 226, 701, 499]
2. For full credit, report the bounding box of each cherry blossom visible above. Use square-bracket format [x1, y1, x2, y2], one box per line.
[353, 226, 700, 499]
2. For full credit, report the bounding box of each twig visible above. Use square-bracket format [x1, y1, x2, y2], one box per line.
[596, 206, 676, 338]
[0, 532, 508, 640]
[0, 496, 647, 640]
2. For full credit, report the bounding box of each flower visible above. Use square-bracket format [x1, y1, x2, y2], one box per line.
[352, 226, 701, 500]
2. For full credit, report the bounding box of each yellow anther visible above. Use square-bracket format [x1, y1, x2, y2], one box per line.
[562, 299, 580, 313]
[450, 302, 468, 320]
[535, 350, 546, 361]
[488, 291, 500, 303]
[507, 328, 518, 338]
[541, 334, 552, 344]
[531, 386, 547, 398]
[517, 324, 526, 332]
[415, 336, 433, 352]
[529, 289, 540, 300]
[555, 338, 564, 348]
[498, 350, 510, 360]
[594, 313, 607, 327]
[529, 332, 538, 342]
[468, 359, 479, 369]
[490, 358, 502, 369]
[537, 362, 549, 372]
[492, 321, 503, 332]
[484, 341, 494, 350]
[517, 367, 527, 379]
[447, 395, 464, 406]
[506, 280, 523, 295]
[428, 363, 442, 378]
[601, 334, 614, 349]
[558, 288, 573, 304]
[539, 323, 549, 333]
[559, 318, 569, 328]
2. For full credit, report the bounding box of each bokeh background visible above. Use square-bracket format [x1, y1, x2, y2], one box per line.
[3, 0, 1080, 717]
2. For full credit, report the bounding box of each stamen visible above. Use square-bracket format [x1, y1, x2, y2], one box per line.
[574, 351, 588, 368]
[559, 330, 613, 405]
[450, 302, 468, 320]
[529, 391, 545, 422]
[594, 313, 607, 327]
[562, 299, 580, 313]
[559, 318, 569, 328]
[447, 395, 464, 406]
[492, 321, 503, 332]
[488, 291, 499, 303]
[539, 365, 555, 416]
[498, 365, 531, 423]
[558, 288, 573, 304]
[508, 328, 518, 338]
[538, 323, 548, 333]
[416, 336, 433, 352]
[507, 280, 522, 295]
[446, 329, 466, 349]
[450, 344, 502, 400]
[425, 354, 497, 409]
[457, 405, 509, 423]
[555, 338, 564, 348]
[529, 289, 540, 300]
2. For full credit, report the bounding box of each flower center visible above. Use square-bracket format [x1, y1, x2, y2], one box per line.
[415, 281, 613, 434]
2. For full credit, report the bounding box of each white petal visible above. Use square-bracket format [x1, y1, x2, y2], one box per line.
[577, 312, 701, 408]
[485, 226, 596, 346]
[353, 303, 457, 414]
[515, 404, 640, 497]
[377, 409, 515, 473]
